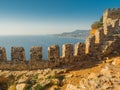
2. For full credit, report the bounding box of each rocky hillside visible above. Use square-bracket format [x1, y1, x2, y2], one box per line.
[0, 56, 120, 90]
[65, 56, 120, 90]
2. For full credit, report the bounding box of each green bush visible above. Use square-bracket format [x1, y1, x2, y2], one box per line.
[91, 16, 103, 29]
[91, 21, 103, 29]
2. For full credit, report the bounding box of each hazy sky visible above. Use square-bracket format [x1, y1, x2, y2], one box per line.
[0, 0, 119, 35]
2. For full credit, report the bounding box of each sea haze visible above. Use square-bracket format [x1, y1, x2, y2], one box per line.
[0, 35, 86, 60]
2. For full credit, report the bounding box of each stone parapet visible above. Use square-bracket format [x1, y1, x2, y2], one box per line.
[11, 47, 26, 63]
[48, 45, 60, 61]
[0, 47, 7, 62]
[30, 46, 42, 62]
[85, 35, 95, 54]
[74, 42, 85, 56]
[62, 43, 73, 58]
[95, 28, 104, 44]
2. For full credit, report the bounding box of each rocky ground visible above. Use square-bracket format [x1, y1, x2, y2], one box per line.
[0, 56, 120, 90]
[65, 56, 120, 90]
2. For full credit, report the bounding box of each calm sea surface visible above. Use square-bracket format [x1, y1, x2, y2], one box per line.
[0, 35, 85, 60]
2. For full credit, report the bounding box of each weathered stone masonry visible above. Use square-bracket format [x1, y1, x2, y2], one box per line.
[74, 42, 85, 56]
[30, 46, 42, 62]
[85, 8, 120, 55]
[11, 47, 26, 62]
[62, 43, 73, 58]
[0, 8, 120, 70]
[0, 47, 7, 62]
[48, 45, 60, 61]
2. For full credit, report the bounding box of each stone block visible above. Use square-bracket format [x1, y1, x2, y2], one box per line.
[48, 45, 60, 61]
[112, 19, 119, 28]
[62, 43, 73, 58]
[30, 46, 42, 61]
[11, 47, 26, 62]
[0, 47, 7, 62]
[74, 42, 85, 56]
[85, 35, 95, 54]
[106, 25, 113, 35]
[102, 41, 115, 55]
[95, 28, 104, 44]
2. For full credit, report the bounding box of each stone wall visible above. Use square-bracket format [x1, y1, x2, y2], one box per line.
[30, 46, 42, 62]
[0, 47, 7, 62]
[74, 42, 85, 56]
[103, 8, 120, 35]
[95, 28, 104, 44]
[85, 8, 120, 57]
[0, 43, 83, 70]
[62, 43, 73, 58]
[85, 35, 95, 54]
[48, 45, 60, 61]
[108, 8, 120, 19]
[11, 47, 26, 63]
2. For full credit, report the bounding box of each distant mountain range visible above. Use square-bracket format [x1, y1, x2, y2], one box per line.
[53, 30, 89, 39]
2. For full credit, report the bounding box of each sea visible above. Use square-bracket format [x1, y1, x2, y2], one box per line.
[0, 35, 86, 60]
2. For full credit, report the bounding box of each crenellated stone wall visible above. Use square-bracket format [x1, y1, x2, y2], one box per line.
[103, 8, 120, 35]
[0, 8, 120, 70]
[85, 8, 120, 56]
[0, 43, 84, 70]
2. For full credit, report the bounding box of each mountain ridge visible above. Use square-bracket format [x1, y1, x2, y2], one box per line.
[53, 30, 89, 39]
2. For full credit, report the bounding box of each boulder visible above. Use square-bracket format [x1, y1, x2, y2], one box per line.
[16, 83, 28, 90]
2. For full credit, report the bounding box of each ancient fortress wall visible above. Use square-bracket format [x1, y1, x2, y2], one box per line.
[0, 8, 120, 70]
[103, 8, 120, 35]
